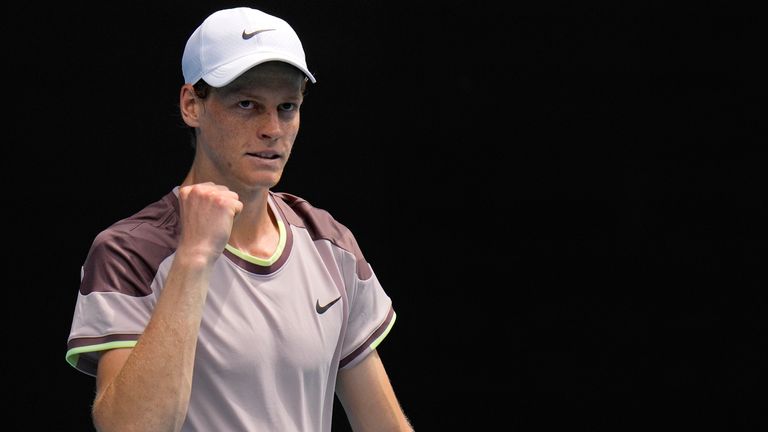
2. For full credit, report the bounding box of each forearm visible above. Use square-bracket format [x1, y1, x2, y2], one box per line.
[92, 254, 212, 432]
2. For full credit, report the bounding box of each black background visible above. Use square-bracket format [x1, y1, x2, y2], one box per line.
[8, 1, 765, 431]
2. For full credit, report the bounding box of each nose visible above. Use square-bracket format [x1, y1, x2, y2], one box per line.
[257, 109, 282, 141]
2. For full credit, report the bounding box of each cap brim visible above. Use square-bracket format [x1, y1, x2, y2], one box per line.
[202, 52, 316, 87]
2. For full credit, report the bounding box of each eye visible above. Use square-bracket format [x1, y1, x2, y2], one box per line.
[278, 102, 297, 112]
[238, 100, 255, 110]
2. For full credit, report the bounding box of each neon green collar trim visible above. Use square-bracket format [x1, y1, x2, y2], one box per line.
[224, 217, 287, 267]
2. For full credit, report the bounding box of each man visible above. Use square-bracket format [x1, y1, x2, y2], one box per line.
[66, 7, 412, 431]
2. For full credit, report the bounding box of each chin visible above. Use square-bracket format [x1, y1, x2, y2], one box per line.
[248, 175, 282, 190]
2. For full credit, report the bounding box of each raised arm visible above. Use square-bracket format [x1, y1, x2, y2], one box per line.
[92, 183, 242, 432]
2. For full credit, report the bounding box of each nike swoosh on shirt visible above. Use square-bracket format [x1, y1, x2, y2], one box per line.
[242, 28, 275, 39]
[316, 296, 341, 314]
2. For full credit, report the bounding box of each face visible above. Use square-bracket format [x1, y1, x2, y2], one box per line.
[184, 62, 307, 192]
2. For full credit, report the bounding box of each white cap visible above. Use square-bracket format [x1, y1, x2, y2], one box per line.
[182, 7, 316, 87]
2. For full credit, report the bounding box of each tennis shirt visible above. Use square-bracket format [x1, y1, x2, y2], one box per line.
[66, 187, 396, 431]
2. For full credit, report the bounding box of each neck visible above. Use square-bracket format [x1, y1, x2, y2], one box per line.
[230, 191, 280, 259]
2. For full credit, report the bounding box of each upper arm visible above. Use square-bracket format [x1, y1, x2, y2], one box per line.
[95, 348, 132, 398]
[336, 350, 413, 431]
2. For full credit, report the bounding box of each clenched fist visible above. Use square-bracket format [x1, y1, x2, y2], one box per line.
[176, 182, 243, 266]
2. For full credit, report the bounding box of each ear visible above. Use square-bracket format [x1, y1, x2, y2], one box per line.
[180, 84, 201, 128]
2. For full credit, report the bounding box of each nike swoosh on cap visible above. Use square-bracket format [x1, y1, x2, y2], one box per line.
[316, 296, 341, 314]
[242, 28, 275, 40]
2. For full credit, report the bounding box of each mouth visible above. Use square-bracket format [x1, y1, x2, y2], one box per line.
[247, 151, 281, 160]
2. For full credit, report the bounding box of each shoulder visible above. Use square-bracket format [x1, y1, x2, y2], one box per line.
[93, 190, 180, 249]
[271, 191, 372, 273]
[82, 191, 180, 294]
[271, 192, 351, 242]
